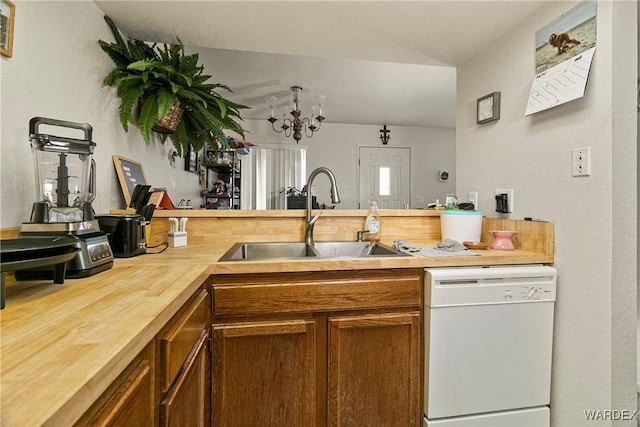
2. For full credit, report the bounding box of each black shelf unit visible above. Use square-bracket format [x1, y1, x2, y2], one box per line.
[201, 149, 241, 209]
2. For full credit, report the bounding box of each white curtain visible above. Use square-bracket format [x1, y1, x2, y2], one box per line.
[241, 145, 307, 209]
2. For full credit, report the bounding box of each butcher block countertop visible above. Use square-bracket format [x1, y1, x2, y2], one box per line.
[0, 211, 554, 426]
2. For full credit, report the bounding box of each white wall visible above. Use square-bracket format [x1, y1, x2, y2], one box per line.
[236, 119, 456, 209]
[456, 1, 637, 425]
[0, 1, 204, 228]
[638, 1, 640, 397]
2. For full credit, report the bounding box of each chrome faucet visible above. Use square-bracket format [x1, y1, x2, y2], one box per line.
[305, 167, 341, 245]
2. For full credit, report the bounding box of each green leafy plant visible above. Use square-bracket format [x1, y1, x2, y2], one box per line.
[98, 16, 248, 156]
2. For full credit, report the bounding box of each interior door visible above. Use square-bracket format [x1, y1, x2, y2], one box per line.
[358, 146, 411, 209]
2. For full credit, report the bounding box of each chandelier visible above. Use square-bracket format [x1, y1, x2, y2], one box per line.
[267, 86, 325, 143]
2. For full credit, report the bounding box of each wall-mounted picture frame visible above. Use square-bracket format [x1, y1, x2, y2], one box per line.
[476, 91, 501, 124]
[0, 0, 15, 58]
[184, 145, 200, 173]
[113, 155, 147, 206]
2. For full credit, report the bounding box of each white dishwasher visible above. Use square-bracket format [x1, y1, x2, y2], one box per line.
[424, 265, 557, 427]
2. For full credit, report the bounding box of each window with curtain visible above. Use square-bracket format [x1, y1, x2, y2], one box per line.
[241, 145, 307, 209]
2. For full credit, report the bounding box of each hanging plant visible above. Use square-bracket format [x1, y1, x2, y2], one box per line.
[98, 15, 249, 156]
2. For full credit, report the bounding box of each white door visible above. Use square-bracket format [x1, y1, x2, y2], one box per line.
[358, 146, 411, 209]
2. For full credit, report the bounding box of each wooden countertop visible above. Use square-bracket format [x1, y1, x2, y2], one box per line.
[1, 261, 209, 426]
[0, 238, 552, 426]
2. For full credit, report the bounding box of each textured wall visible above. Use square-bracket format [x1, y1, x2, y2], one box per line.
[456, 1, 637, 424]
[0, 1, 202, 228]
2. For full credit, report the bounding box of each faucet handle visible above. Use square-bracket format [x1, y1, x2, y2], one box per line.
[309, 211, 322, 226]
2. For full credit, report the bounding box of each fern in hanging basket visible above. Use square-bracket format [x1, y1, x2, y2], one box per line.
[98, 16, 249, 156]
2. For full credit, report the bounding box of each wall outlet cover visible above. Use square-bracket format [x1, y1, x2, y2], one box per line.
[468, 192, 478, 210]
[494, 189, 514, 213]
[572, 147, 591, 176]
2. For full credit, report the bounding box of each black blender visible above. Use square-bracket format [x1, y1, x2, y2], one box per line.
[16, 117, 114, 280]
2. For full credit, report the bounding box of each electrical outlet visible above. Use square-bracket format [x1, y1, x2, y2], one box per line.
[468, 192, 478, 210]
[572, 147, 591, 176]
[494, 189, 514, 213]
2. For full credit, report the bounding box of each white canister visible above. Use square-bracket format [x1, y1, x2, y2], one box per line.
[440, 210, 483, 243]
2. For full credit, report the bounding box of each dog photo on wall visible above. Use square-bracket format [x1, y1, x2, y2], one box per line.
[534, 0, 597, 74]
[525, 0, 598, 116]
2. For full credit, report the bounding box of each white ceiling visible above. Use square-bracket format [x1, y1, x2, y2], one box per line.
[92, 1, 543, 128]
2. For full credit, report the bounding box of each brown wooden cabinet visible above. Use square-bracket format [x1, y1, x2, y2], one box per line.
[212, 319, 317, 427]
[76, 284, 210, 427]
[74, 342, 156, 427]
[159, 288, 211, 427]
[211, 269, 423, 427]
[327, 311, 421, 426]
[160, 329, 210, 426]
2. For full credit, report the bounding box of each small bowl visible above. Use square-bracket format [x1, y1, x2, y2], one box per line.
[463, 241, 489, 250]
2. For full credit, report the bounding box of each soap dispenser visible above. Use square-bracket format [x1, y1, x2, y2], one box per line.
[363, 200, 381, 241]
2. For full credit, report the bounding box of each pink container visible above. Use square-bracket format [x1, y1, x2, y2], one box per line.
[489, 230, 517, 250]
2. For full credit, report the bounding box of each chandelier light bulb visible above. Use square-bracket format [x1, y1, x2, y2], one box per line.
[292, 96, 300, 113]
[310, 106, 317, 128]
[267, 96, 277, 119]
[317, 95, 326, 119]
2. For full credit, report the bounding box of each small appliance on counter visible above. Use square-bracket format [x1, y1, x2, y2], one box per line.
[16, 117, 114, 281]
[95, 214, 147, 258]
[440, 210, 483, 243]
[0, 236, 80, 309]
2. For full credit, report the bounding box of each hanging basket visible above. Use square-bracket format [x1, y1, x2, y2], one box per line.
[151, 99, 184, 134]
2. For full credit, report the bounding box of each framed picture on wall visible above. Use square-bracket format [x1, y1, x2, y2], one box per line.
[0, 0, 15, 58]
[184, 145, 200, 173]
[477, 92, 501, 124]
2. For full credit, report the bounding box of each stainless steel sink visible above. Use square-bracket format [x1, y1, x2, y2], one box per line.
[218, 241, 409, 261]
[313, 241, 401, 257]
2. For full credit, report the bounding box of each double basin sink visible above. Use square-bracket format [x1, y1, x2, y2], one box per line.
[219, 241, 409, 261]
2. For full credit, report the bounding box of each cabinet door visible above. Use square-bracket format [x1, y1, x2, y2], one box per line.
[160, 329, 210, 427]
[75, 342, 156, 427]
[328, 312, 421, 427]
[159, 289, 209, 392]
[213, 319, 316, 427]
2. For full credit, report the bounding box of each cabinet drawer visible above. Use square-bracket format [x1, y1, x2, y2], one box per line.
[160, 289, 209, 391]
[212, 269, 422, 317]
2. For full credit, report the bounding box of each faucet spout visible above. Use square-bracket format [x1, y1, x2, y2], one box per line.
[305, 167, 341, 245]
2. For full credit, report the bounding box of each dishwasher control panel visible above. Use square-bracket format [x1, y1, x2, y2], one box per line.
[503, 285, 554, 301]
[425, 265, 557, 307]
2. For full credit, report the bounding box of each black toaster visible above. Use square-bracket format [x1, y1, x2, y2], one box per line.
[96, 214, 146, 258]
